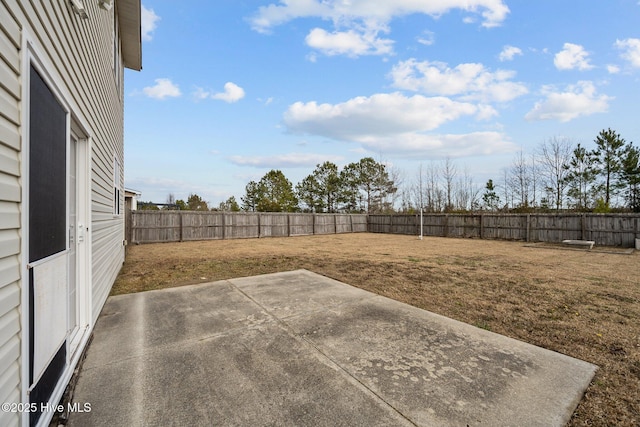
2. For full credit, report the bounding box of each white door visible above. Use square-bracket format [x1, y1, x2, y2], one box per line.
[67, 131, 90, 360]
[68, 136, 80, 354]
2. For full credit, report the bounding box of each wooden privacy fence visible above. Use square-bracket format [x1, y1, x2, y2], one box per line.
[127, 211, 368, 244]
[368, 213, 640, 247]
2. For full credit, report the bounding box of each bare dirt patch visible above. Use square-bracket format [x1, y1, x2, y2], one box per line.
[114, 233, 640, 426]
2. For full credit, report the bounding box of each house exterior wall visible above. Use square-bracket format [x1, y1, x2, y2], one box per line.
[0, 0, 133, 425]
[0, 2, 25, 426]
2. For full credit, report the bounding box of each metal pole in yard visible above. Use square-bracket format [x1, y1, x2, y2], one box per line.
[419, 163, 424, 240]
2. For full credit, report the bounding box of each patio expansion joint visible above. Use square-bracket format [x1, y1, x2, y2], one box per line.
[227, 280, 420, 427]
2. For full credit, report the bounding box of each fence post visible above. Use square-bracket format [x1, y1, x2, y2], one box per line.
[526, 214, 531, 242]
[350, 214, 353, 233]
[334, 214, 337, 234]
[313, 213, 316, 235]
[258, 214, 262, 238]
[222, 212, 226, 240]
[581, 214, 586, 240]
[444, 214, 449, 237]
[287, 213, 291, 237]
[125, 209, 132, 244]
[480, 214, 484, 240]
[179, 211, 183, 242]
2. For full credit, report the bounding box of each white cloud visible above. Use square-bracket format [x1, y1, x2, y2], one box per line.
[305, 27, 394, 57]
[389, 59, 528, 103]
[213, 82, 246, 103]
[143, 78, 181, 100]
[251, 1, 508, 58]
[417, 30, 435, 46]
[499, 45, 522, 61]
[250, 1, 510, 33]
[229, 153, 344, 168]
[280, 92, 515, 157]
[525, 81, 612, 122]
[282, 92, 516, 157]
[193, 87, 210, 100]
[554, 43, 593, 71]
[607, 64, 620, 74]
[195, 83, 246, 103]
[357, 131, 518, 158]
[615, 38, 640, 68]
[141, 5, 160, 42]
[283, 92, 482, 141]
[249, 0, 509, 56]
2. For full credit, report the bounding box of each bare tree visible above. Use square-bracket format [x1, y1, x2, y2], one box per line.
[530, 153, 539, 208]
[454, 168, 479, 211]
[509, 150, 533, 208]
[428, 163, 445, 212]
[412, 163, 426, 213]
[412, 162, 443, 212]
[442, 157, 457, 212]
[500, 167, 511, 210]
[537, 137, 574, 210]
[382, 163, 404, 212]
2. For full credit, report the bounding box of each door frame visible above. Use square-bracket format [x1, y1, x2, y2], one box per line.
[68, 127, 91, 358]
[21, 33, 93, 427]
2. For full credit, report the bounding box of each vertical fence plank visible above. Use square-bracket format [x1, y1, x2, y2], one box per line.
[128, 212, 639, 247]
[367, 213, 640, 248]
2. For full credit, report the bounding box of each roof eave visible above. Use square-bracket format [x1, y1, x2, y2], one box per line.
[118, 0, 142, 71]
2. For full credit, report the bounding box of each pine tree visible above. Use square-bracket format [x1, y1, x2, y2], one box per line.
[482, 179, 500, 211]
[340, 157, 397, 214]
[563, 144, 597, 210]
[295, 161, 341, 212]
[593, 128, 627, 207]
[255, 170, 299, 212]
[621, 144, 640, 212]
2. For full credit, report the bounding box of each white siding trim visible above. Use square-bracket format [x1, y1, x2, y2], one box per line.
[0, 2, 21, 426]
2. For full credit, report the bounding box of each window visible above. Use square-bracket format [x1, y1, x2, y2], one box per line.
[114, 158, 121, 215]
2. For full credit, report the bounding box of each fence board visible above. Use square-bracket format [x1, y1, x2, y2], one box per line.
[351, 215, 368, 232]
[369, 213, 640, 248]
[129, 211, 367, 244]
[224, 213, 259, 239]
[289, 214, 314, 236]
[181, 212, 224, 241]
[127, 211, 639, 247]
[314, 214, 337, 235]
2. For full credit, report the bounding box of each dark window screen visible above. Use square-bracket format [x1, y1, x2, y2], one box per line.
[29, 66, 67, 263]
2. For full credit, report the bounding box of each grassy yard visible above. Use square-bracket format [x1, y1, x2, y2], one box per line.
[113, 233, 640, 426]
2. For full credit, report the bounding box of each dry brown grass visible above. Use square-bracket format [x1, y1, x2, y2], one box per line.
[113, 233, 640, 426]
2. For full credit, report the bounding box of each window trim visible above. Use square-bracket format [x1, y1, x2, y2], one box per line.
[113, 157, 121, 216]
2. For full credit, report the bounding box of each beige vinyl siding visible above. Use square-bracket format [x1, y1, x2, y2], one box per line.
[0, 1, 21, 426]
[8, 0, 126, 325]
[0, 0, 130, 423]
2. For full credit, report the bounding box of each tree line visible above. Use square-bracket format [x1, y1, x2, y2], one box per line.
[481, 128, 639, 212]
[139, 157, 397, 214]
[241, 157, 398, 213]
[138, 129, 640, 214]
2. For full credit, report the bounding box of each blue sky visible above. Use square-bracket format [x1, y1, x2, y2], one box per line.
[124, 0, 640, 206]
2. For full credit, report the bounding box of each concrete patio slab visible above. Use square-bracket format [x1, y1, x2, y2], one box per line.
[68, 270, 597, 427]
